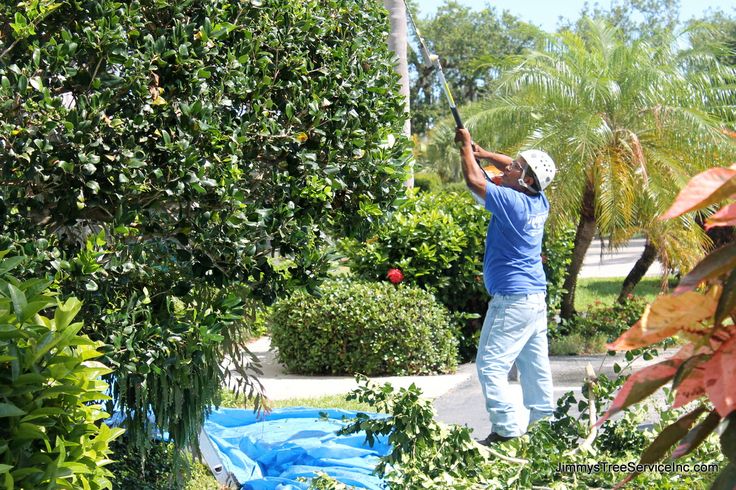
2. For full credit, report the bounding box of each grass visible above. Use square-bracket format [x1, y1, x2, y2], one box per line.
[574, 276, 667, 309]
[548, 332, 609, 356]
[218, 389, 375, 412]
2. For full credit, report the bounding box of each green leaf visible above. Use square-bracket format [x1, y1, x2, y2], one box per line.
[13, 373, 46, 385]
[21, 299, 54, 323]
[29, 77, 43, 91]
[33, 321, 84, 363]
[53, 297, 82, 331]
[0, 403, 26, 417]
[0, 256, 24, 274]
[7, 284, 27, 323]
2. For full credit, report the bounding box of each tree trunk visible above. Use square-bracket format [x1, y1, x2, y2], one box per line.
[560, 181, 597, 321]
[617, 240, 657, 303]
[383, 0, 413, 187]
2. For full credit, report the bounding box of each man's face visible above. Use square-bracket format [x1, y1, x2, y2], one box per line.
[500, 157, 528, 191]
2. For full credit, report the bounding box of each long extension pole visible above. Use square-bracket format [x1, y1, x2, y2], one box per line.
[402, 1, 492, 182]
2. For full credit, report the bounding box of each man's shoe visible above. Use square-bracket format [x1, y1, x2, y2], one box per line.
[478, 432, 516, 446]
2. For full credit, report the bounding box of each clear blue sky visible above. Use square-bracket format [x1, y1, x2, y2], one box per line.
[418, 0, 735, 30]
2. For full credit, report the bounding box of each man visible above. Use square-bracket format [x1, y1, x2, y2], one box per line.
[455, 128, 556, 445]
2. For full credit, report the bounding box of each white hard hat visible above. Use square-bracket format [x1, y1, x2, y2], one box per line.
[519, 149, 556, 191]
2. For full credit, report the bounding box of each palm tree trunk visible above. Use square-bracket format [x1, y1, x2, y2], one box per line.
[617, 240, 657, 303]
[383, 0, 413, 187]
[560, 181, 597, 321]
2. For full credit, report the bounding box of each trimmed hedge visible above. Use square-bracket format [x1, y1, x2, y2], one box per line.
[269, 281, 458, 376]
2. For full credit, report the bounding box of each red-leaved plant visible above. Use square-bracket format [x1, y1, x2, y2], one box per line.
[598, 164, 736, 488]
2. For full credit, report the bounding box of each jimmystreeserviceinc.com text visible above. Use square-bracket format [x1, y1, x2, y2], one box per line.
[556, 462, 719, 474]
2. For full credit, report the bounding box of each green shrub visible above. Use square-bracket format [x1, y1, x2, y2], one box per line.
[541, 226, 575, 324]
[413, 172, 443, 193]
[0, 0, 409, 449]
[441, 181, 470, 194]
[0, 253, 123, 489]
[548, 332, 608, 356]
[108, 439, 219, 490]
[338, 352, 721, 490]
[269, 281, 458, 376]
[559, 295, 648, 343]
[340, 191, 488, 360]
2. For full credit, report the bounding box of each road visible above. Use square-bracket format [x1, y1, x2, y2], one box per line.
[580, 237, 663, 278]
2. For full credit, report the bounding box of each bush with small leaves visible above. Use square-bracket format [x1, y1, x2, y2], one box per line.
[0, 0, 409, 450]
[270, 281, 458, 376]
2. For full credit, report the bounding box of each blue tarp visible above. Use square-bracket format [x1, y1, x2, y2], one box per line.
[202, 407, 390, 490]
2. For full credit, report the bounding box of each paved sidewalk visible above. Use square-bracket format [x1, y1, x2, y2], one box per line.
[581, 237, 663, 278]
[245, 336, 477, 401]
[244, 336, 672, 439]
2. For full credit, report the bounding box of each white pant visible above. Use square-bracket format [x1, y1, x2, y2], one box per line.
[476, 293, 554, 437]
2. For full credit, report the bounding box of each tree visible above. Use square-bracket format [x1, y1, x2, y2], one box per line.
[688, 9, 736, 68]
[408, 1, 544, 135]
[0, 0, 409, 450]
[430, 20, 736, 320]
[383, 0, 413, 186]
[561, 0, 681, 43]
[384, 0, 411, 137]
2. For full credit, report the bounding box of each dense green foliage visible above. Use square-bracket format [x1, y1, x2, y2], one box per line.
[412, 171, 442, 193]
[108, 439, 218, 490]
[550, 296, 649, 355]
[341, 189, 579, 358]
[334, 351, 722, 489]
[0, 254, 123, 489]
[541, 225, 575, 321]
[269, 281, 457, 376]
[560, 0, 680, 42]
[340, 190, 487, 359]
[340, 374, 486, 488]
[562, 295, 648, 340]
[0, 0, 409, 449]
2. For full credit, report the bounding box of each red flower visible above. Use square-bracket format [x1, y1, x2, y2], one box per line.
[387, 268, 404, 284]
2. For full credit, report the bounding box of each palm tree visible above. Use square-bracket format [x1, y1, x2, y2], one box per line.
[383, 0, 413, 186]
[430, 20, 736, 319]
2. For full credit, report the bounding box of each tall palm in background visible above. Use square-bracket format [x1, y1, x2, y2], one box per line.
[428, 20, 736, 319]
[383, 0, 413, 186]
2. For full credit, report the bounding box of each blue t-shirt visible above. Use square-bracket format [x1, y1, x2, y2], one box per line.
[482, 182, 548, 295]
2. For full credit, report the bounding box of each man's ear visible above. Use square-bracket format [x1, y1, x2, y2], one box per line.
[524, 175, 536, 188]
